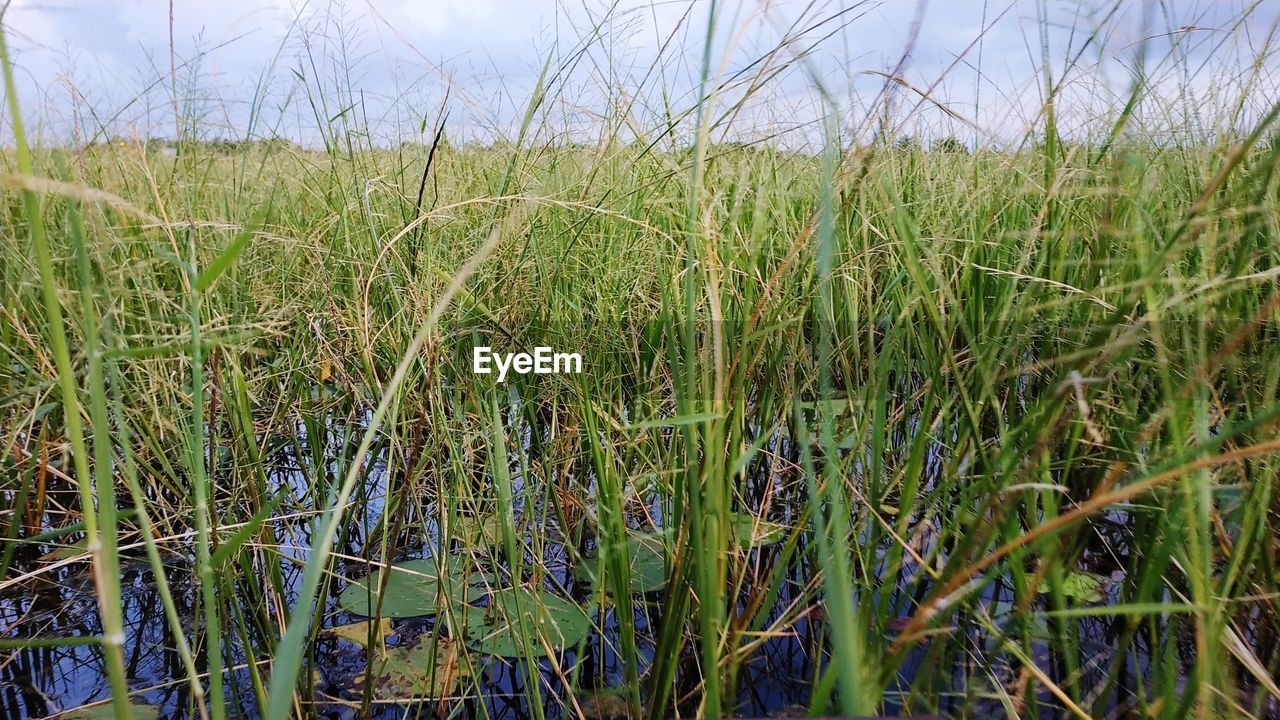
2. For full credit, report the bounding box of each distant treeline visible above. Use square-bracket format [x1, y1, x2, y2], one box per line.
[69, 132, 1277, 159]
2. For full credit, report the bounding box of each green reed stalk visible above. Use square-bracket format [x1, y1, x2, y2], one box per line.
[807, 112, 877, 717]
[487, 390, 546, 720]
[185, 234, 227, 720]
[55, 159, 208, 716]
[0, 24, 133, 720]
[68, 205, 148, 720]
[111, 367, 209, 720]
[681, 2, 728, 716]
[584, 390, 643, 718]
[264, 212, 512, 719]
[4, 7, 1280, 717]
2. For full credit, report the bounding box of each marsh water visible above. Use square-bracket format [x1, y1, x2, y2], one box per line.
[2, 404, 1161, 720]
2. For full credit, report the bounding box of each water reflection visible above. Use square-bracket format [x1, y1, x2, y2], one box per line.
[1, 403, 1186, 720]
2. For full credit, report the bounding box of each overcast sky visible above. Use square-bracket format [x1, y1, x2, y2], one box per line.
[2, 1, 1278, 147]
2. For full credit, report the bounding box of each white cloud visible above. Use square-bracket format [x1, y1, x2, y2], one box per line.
[0, 0, 1274, 146]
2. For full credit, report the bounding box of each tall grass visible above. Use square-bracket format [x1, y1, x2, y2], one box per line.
[0, 23, 132, 720]
[2, 2, 1280, 719]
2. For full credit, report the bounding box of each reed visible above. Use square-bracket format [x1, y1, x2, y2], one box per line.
[1, 3, 1279, 719]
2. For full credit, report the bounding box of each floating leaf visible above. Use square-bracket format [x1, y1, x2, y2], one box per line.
[338, 558, 493, 618]
[460, 587, 590, 657]
[728, 512, 787, 548]
[990, 599, 1051, 637]
[624, 533, 668, 592]
[363, 634, 472, 701]
[1038, 571, 1105, 603]
[581, 532, 668, 594]
[56, 703, 159, 720]
[449, 514, 500, 546]
[323, 618, 393, 649]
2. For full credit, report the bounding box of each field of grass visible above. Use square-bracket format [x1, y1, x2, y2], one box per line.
[1, 3, 1279, 719]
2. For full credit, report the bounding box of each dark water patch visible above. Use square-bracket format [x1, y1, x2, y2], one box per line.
[0, 397, 1223, 720]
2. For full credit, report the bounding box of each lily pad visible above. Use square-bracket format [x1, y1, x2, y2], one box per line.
[460, 587, 591, 657]
[623, 533, 668, 592]
[339, 558, 494, 618]
[990, 599, 1051, 637]
[323, 618, 394, 648]
[449, 514, 501, 546]
[1038, 571, 1105, 603]
[581, 532, 668, 594]
[728, 512, 788, 548]
[363, 634, 472, 701]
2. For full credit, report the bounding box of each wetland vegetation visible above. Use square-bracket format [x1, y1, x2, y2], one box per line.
[1, 2, 1279, 718]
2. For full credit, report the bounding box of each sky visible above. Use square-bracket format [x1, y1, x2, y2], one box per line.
[2, 0, 1278, 148]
